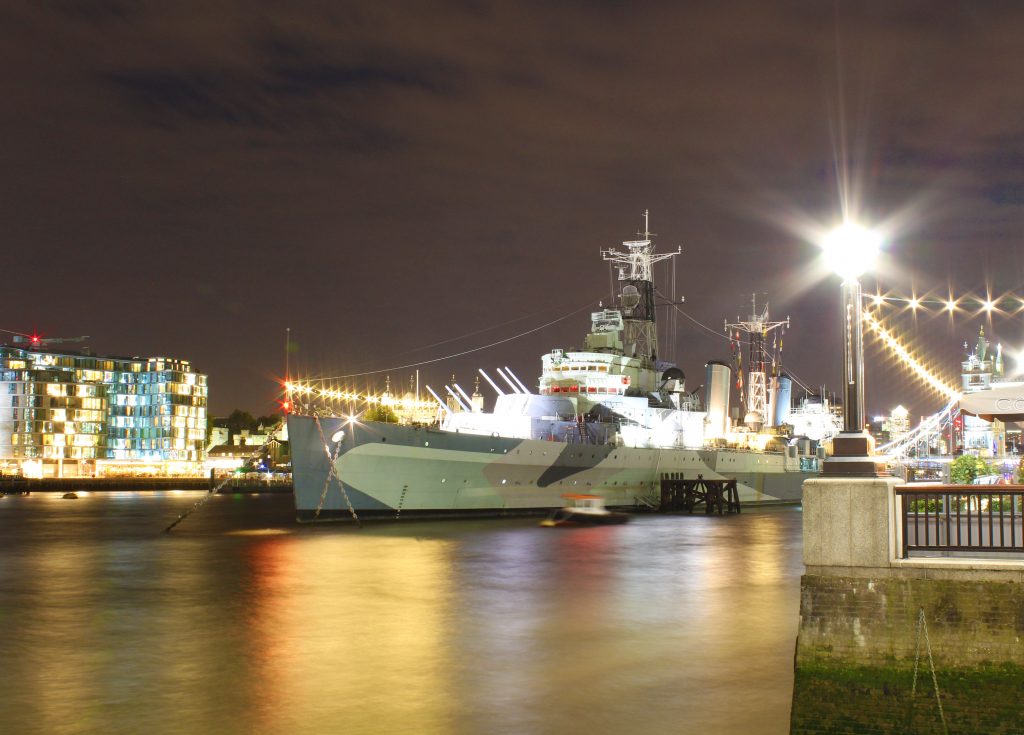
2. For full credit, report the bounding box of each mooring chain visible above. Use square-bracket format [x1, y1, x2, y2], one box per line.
[312, 415, 362, 526]
[164, 420, 284, 533]
[909, 607, 949, 735]
[313, 420, 342, 518]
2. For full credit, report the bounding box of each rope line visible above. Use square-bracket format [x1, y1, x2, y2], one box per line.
[907, 607, 948, 734]
[654, 289, 730, 342]
[314, 300, 598, 382]
[401, 300, 587, 355]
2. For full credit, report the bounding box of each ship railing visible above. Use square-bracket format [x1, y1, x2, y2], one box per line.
[896, 484, 1024, 557]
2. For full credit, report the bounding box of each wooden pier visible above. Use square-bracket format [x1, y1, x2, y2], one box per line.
[659, 474, 741, 514]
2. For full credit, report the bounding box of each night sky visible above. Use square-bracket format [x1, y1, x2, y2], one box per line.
[5, 1, 1024, 420]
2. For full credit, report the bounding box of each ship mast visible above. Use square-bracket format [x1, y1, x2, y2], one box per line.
[600, 210, 680, 362]
[725, 294, 788, 430]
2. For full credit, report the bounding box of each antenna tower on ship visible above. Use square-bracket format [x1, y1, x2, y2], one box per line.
[600, 210, 681, 362]
[725, 294, 789, 431]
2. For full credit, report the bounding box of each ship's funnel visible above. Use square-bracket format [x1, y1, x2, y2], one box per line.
[773, 374, 793, 426]
[620, 285, 641, 314]
[705, 360, 731, 440]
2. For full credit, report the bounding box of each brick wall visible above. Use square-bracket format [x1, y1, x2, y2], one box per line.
[791, 573, 1024, 734]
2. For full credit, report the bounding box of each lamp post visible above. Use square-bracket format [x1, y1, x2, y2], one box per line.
[821, 222, 887, 476]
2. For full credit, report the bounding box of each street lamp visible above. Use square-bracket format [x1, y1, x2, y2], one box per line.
[821, 222, 887, 476]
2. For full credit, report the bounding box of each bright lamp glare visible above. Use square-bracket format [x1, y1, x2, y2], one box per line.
[872, 295, 884, 306]
[946, 300, 957, 312]
[821, 223, 881, 280]
[908, 297, 919, 310]
[983, 300, 995, 312]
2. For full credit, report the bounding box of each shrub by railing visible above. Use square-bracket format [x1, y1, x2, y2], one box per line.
[896, 485, 1024, 557]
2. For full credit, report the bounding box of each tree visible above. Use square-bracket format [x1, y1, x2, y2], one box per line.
[950, 454, 991, 484]
[225, 410, 257, 436]
[1016, 457, 1024, 485]
[363, 404, 399, 423]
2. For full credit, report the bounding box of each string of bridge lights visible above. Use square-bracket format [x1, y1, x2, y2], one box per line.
[865, 292, 1024, 314]
[288, 311, 961, 410]
[285, 294, 984, 411]
[861, 311, 961, 402]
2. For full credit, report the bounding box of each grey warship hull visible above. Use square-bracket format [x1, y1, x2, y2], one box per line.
[288, 415, 812, 521]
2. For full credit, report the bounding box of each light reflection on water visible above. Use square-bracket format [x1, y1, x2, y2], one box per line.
[0, 492, 802, 734]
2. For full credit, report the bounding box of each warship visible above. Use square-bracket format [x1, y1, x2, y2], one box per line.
[287, 213, 822, 520]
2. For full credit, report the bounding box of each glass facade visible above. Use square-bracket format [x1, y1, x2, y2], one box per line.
[0, 347, 208, 469]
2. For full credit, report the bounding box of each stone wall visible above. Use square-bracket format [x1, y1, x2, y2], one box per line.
[791, 572, 1024, 734]
[796, 477, 1024, 733]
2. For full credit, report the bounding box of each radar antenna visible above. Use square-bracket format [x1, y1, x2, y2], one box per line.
[600, 210, 681, 361]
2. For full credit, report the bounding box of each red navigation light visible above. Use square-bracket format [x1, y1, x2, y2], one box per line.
[280, 399, 291, 413]
[30, 334, 40, 345]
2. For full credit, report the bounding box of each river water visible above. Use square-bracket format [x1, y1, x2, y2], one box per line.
[0, 492, 803, 735]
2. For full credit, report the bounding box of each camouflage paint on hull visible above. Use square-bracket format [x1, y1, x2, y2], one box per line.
[288, 415, 814, 521]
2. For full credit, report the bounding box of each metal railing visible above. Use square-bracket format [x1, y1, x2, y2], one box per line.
[896, 485, 1024, 557]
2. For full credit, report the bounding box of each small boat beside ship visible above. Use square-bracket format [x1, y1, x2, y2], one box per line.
[287, 212, 829, 521]
[539, 494, 630, 527]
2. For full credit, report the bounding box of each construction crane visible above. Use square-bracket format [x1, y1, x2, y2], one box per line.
[13, 334, 90, 347]
[0, 328, 90, 348]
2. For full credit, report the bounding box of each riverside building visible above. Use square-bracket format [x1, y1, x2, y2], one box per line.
[0, 345, 208, 478]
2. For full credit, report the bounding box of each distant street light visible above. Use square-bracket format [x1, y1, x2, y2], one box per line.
[821, 222, 887, 476]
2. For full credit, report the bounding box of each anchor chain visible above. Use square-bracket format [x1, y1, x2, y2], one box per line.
[313, 415, 362, 526]
[164, 420, 283, 533]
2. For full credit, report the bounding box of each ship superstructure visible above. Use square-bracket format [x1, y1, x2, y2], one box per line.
[287, 214, 821, 520]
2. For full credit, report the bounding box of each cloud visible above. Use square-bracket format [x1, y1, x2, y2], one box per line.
[104, 70, 272, 128]
[42, 0, 136, 23]
[8, 0, 1024, 415]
